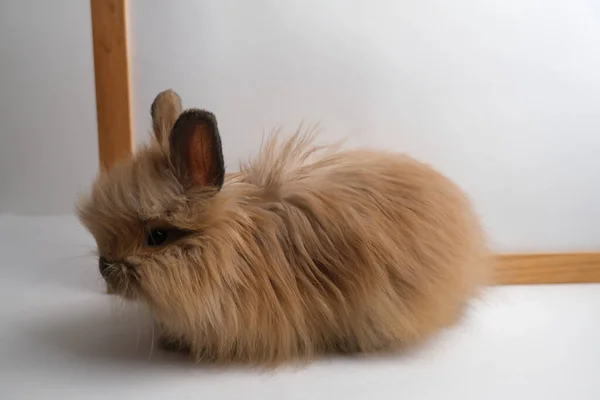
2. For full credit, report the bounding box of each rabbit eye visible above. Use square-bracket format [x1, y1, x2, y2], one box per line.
[147, 229, 169, 246]
[145, 226, 191, 247]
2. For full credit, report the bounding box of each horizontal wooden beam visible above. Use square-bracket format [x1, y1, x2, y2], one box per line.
[494, 252, 600, 285]
[90, 0, 133, 170]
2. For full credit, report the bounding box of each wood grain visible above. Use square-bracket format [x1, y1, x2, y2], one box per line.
[90, 0, 133, 169]
[494, 252, 600, 285]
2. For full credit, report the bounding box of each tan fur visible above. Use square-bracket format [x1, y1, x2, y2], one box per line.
[78, 90, 490, 365]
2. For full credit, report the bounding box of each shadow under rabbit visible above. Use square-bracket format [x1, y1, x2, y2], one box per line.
[24, 295, 451, 374]
[25, 300, 200, 371]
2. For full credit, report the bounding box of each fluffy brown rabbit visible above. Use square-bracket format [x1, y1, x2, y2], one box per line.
[77, 89, 490, 365]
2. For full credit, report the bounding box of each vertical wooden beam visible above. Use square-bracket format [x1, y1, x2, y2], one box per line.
[90, 0, 133, 169]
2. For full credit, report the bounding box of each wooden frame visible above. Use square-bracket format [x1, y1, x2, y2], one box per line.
[89, 0, 600, 285]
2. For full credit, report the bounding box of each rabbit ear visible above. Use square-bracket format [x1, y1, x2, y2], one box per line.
[169, 109, 225, 189]
[151, 89, 183, 146]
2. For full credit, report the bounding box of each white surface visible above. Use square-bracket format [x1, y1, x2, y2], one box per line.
[0, 214, 599, 399]
[0, 0, 98, 214]
[129, 0, 600, 252]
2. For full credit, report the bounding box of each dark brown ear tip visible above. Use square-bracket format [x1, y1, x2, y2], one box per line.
[177, 108, 217, 125]
[170, 109, 220, 141]
[170, 109, 219, 138]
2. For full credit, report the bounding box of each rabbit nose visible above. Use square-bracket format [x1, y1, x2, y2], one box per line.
[99, 256, 111, 278]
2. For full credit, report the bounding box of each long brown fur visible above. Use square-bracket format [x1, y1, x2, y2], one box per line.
[78, 89, 490, 365]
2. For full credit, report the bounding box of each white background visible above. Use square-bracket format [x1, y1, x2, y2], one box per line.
[0, 0, 98, 214]
[2, 0, 600, 253]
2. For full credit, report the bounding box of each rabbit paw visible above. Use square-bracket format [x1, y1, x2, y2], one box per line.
[158, 335, 191, 354]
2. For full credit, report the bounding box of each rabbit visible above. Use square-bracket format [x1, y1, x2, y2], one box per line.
[77, 89, 490, 365]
